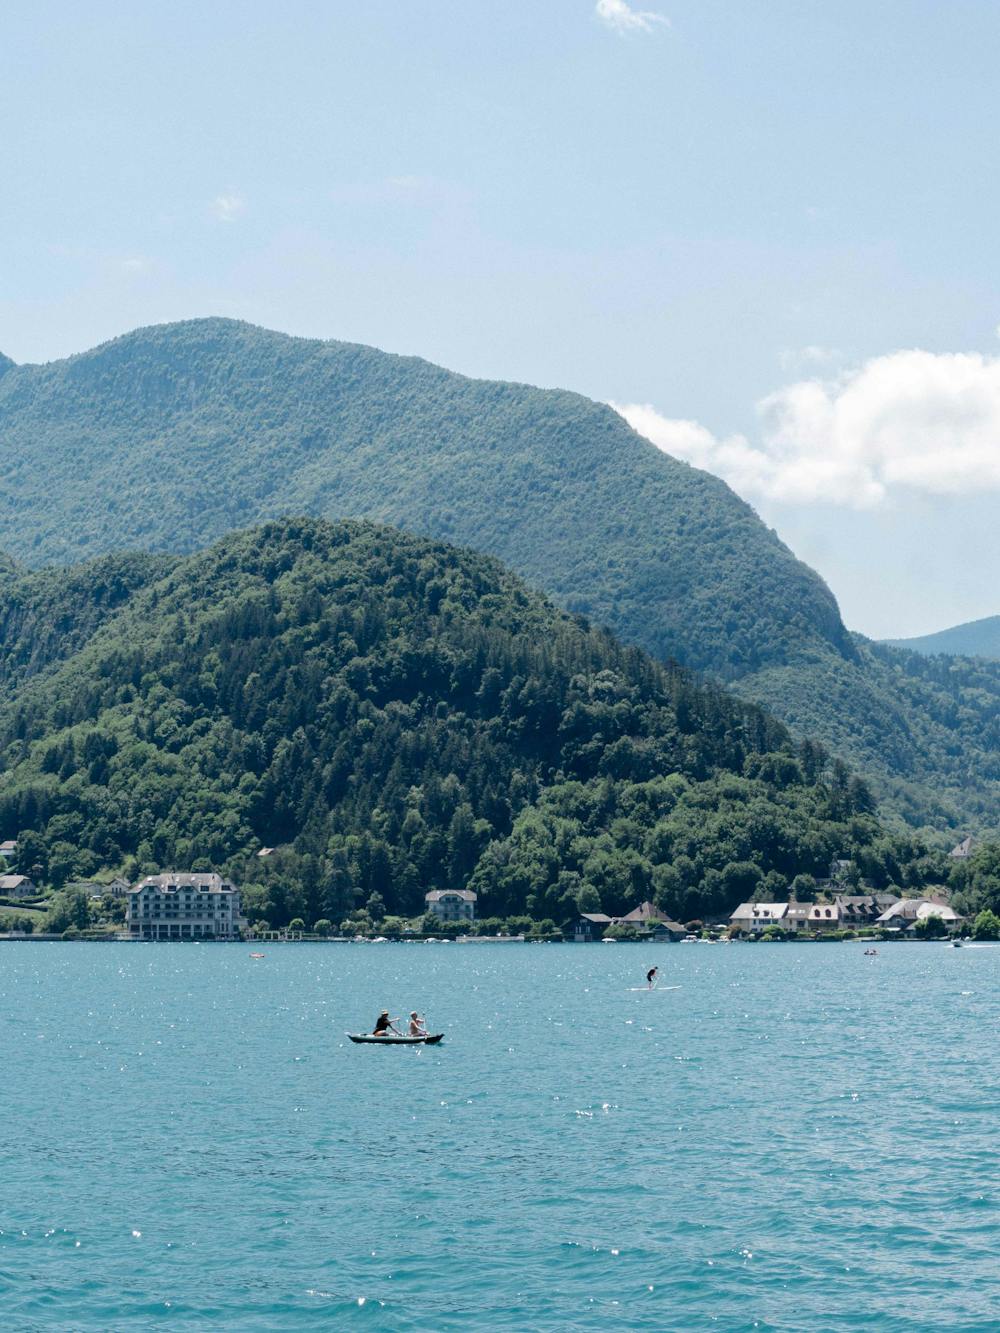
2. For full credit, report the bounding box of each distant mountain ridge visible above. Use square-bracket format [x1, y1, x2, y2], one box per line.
[883, 616, 1000, 661]
[0, 318, 851, 680]
[1, 318, 998, 833]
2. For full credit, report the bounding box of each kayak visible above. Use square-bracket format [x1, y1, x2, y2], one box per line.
[347, 1033, 444, 1045]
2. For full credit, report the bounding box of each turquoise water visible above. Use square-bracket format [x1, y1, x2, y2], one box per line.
[1, 941, 997, 1331]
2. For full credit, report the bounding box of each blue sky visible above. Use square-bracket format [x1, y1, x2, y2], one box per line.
[3, 0, 999, 637]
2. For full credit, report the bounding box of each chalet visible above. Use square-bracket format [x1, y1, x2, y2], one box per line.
[784, 901, 812, 932]
[0, 874, 36, 899]
[875, 899, 964, 933]
[425, 888, 477, 922]
[568, 903, 685, 941]
[834, 893, 899, 926]
[949, 836, 977, 860]
[618, 902, 686, 938]
[571, 912, 613, 942]
[0, 839, 17, 861]
[729, 902, 788, 934]
[807, 903, 841, 930]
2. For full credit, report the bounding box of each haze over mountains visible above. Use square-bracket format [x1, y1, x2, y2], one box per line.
[1, 319, 998, 835]
[885, 616, 1000, 661]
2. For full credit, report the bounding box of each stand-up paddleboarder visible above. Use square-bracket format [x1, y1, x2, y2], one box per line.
[646, 966, 658, 990]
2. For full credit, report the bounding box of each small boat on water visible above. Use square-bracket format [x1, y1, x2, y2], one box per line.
[347, 1033, 444, 1045]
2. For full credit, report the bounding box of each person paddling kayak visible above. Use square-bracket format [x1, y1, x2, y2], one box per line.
[408, 1012, 428, 1037]
[372, 1010, 402, 1036]
[646, 966, 659, 990]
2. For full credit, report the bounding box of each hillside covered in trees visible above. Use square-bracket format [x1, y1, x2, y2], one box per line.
[0, 521, 941, 930]
[1, 319, 999, 833]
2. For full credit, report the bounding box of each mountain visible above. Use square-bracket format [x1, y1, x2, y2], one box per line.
[0, 318, 851, 679]
[883, 616, 1000, 661]
[0, 520, 931, 929]
[1, 318, 998, 834]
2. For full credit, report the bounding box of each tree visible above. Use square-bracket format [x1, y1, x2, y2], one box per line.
[913, 913, 948, 939]
[971, 909, 1000, 941]
[314, 918, 333, 937]
[45, 888, 90, 933]
[288, 917, 305, 932]
[366, 891, 386, 923]
[790, 874, 817, 902]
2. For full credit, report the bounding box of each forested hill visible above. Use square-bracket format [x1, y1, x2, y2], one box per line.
[884, 616, 1000, 661]
[1, 319, 998, 833]
[0, 318, 851, 679]
[0, 520, 933, 929]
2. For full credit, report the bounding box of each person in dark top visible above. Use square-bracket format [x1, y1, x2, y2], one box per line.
[646, 966, 659, 990]
[372, 1010, 402, 1036]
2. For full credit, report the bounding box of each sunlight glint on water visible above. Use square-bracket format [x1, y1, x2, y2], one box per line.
[1, 942, 997, 1330]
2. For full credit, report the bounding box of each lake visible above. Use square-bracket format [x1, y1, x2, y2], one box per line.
[0, 941, 997, 1330]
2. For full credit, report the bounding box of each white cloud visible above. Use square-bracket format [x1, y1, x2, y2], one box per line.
[595, 0, 667, 35]
[119, 256, 151, 275]
[210, 193, 246, 223]
[613, 347, 1000, 508]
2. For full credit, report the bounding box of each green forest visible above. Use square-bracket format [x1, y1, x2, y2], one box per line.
[1, 318, 999, 834]
[0, 519, 959, 932]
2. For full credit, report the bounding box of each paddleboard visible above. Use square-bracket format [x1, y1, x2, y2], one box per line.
[628, 985, 681, 991]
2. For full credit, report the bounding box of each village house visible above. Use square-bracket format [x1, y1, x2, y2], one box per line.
[617, 901, 684, 933]
[571, 912, 613, 942]
[729, 902, 788, 934]
[834, 893, 899, 926]
[875, 899, 965, 933]
[783, 901, 812, 932]
[126, 872, 247, 941]
[807, 903, 842, 931]
[948, 836, 977, 860]
[425, 888, 477, 922]
[567, 902, 685, 941]
[0, 874, 36, 899]
[0, 839, 17, 861]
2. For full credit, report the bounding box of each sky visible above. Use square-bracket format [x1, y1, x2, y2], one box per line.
[2, 0, 999, 638]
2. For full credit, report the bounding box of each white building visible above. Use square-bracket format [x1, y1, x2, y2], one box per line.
[729, 902, 788, 934]
[126, 873, 247, 941]
[875, 899, 964, 933]
[425, 888, 477, 922]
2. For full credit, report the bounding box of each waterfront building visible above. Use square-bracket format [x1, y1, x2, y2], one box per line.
[569, 904, 686, 941]
[0, 874, 36, 899]
[875, 899, 964, 933]
[808, 902, 842, 930]
[784, 901, 812, 932]
[571, 912, 613, 942]
[834, 893, 899, 925]
[425, 888, 477, 922]
[729, 902, 789, 933]
[126, 873, 247, 941]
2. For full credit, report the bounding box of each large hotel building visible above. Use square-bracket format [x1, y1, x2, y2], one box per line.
[126, 873, 247, 941]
